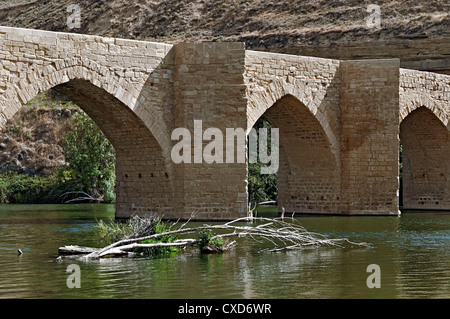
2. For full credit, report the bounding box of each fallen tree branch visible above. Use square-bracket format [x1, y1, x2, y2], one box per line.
[96, 239, 197, 257]
[58, 245, 100, 255]
[59, 191, 103, 204]
[58, 216, 370, 259]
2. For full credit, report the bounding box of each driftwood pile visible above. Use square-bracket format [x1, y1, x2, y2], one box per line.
[57, 215, 369, 260]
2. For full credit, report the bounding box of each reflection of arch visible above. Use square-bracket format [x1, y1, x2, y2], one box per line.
[400, 106, 450, 210]
[0, 60, 176, 217]
[253, 94, 341, 214]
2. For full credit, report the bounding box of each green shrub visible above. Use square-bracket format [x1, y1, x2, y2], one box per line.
[139, 218, 179, 256]
[0, 171, 78, 204]
[247, 115, 278, 204]
[96, 218, 136, 245]
[197, 229, 225, 253]
[95, 216, 179, 256]
[62, 110, 116, 202]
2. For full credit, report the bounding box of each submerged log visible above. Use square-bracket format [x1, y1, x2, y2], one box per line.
[58, 245, 100, 255]
[96, 239, 197, 257]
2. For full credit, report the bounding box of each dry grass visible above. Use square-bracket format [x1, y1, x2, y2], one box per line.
[0, 0, 447, 43]
[0, 92, 79, 173]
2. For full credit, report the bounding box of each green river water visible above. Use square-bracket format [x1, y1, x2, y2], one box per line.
[0, 204, 448, 299]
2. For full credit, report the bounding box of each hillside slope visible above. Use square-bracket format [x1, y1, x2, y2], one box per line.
[1, 0, 449, 73]
[0, 92, 77, 175]
[0, 0, 448, 41]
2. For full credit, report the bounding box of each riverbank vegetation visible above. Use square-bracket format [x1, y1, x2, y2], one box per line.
[62, 111, 116, 203]
[247, 116, 278, 205]
[0, 91, 116, 204]
[0, 171, 78, 204]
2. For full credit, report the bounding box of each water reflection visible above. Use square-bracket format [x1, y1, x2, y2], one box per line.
[0, 205, 448, 299]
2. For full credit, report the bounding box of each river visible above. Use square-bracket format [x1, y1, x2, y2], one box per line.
[0, 204, 448, 299]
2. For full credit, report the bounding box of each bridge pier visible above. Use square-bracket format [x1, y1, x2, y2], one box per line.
[1, 27, 449, 219]
[339, 59, 400, 215]
[160, 42, 249, 220]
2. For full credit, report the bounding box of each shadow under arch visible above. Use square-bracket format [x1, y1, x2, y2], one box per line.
[250, 94, 341, 215]
[400, 106, 450, 211]
[246, 77, 340, 168]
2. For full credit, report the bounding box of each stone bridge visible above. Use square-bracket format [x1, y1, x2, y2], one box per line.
[1, 26, 449, 220]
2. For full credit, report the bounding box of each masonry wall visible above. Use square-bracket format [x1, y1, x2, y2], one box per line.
[171, 42, 249, 220]
[0, 26, 179, 219]
[53, 80, 176, 218]
[399, 69, 450, 211]
[339, 59, 400, 215]
[244, 51, 343, 215]
[400, 69, 450, 125]
[264, 95, 341, 214]
[244, 50, 341, 144]
[2, 27, 450, 219]
[400, 107, 450, 210]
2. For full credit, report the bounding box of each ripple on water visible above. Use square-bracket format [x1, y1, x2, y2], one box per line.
[0, 207, 449, 299]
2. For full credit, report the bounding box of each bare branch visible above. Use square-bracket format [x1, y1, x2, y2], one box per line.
[59, 216, 370, 260]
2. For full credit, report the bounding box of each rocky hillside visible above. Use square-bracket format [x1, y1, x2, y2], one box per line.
[0, 0, 447, 40]
[0, 92, 77, 175]
[1, 0, 448, 73]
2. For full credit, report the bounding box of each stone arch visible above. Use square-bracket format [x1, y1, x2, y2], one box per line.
[0, 58, 170, 153]
[249, 93, 341, 214]
[400, 91, 449, 128]
[400, 106, 450, 210]
[0, 60, 178, 217]
[246, 77, 340, 167]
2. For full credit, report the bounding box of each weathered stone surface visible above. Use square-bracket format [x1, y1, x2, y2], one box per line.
[1, 26, 449, 219]
[399, 70, 450, 210]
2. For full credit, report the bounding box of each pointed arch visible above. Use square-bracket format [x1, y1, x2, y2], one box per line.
[0, 58, 172, 153]
[400, 106, 450, 210]
[250, 93, 341, 214]
[246, 77, 340, 166]
[0, 60, 177, 217]
[400, 92, 449, 128]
